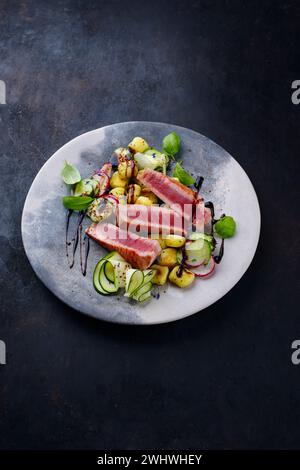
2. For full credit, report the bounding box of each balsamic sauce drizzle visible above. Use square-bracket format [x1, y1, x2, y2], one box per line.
[65, 209, 73, 264]
[65, 210, 88, 272]
[79, 221, 83, 270]
[213, 238, 224, 264]
[82, 234, 90, 276]
[192, 176, 205, 233]
[80, 229, 90, 277]
[195, 176, 204, 193]
[205, 201, 225, 264]
[176, 249, 188, 278]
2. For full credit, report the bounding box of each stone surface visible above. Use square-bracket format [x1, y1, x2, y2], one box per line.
[0, 0, 299, 449]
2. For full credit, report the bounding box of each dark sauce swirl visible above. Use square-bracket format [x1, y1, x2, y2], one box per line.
[65, 210, 90, 274]
[176, 249, 188, 278]
[195, 176, 204, 193]
[205, 201, 225, 264]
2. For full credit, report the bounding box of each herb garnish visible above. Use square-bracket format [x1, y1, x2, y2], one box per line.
[61, 161, 81, 185]
[162, 132, 181, 157]
[62, 196, 94, 211]
[173, 162, 195, 186]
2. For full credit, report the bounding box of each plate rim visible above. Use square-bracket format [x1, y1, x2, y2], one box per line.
[21, 121, 261, 325]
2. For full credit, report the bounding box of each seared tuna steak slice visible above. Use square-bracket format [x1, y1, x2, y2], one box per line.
[86, 222, 161, 270]
[137, 168, 196, 207]
[137, 168, 211, 223]
[117, 204, 187, 237]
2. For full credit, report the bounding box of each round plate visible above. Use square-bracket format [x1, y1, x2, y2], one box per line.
[21, 122, 260, 325]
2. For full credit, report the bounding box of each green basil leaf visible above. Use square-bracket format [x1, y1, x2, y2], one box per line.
[62, 196, 94, 211]
[172, 162, 195, 186]
[162, 132, 181, 156]
[61, 161, 81, 185]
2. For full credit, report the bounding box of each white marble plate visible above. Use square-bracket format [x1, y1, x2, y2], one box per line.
[21, 122, 260, 324]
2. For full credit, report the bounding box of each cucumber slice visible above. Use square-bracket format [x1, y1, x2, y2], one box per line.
[186, 238, 210, 251]
[93, 259, 119, 295]
[99, 260, 119, 293]
[188, 232, 213, 244]
[177, 248, 204, 267]
[125, 269, 144, 297]
[103, 251, 125, 262]
[177, 239, 212, 267]
[137, 290, 152, 302]
[95, 253, 130, 293]
[104, 260, 115, 283]
[144, 148, 163, 157]
[143, 269, 156, 284]
[132, 282, 153, 301]
[185, 239, 211, 266]
[185, 249, 206, 267]
[93, 260, 108, 295]
[188, 232, 214, 251]
[110, 259, 131, 288]
[124, 269, 154, 301]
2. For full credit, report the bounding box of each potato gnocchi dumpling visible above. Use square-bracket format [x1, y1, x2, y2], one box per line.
[114, 147, 132, 162]
[140, 188, 158, 204]
[118, 160, 138, 180]
[169, 266, 195, 288]
[150, 234, 167, 249]
[165, 235, 186, 248]
[157, 248, 178, 268]
[135, 196, 153, 206]
[127, 184, 141, 204]
[109, 187, 126, 198]
[151, 264, 169, 286]
[128, 137, 149, 154]
[110, 171, 128, 188]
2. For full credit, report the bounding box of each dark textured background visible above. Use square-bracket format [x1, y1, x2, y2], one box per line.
[0, 0, 299, 450]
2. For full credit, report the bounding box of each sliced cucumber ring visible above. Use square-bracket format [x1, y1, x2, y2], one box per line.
[143, 269, 156, 284]
[110, 259, 131, 288]
[138, 291, 152, 302]
[125, 269, 144, 297]
[99, 260, 119, 293]
[188, 232, 213, 245]
[103, 251, 125, 262]
[93, 259, 119, 295]
[104, 260, 115, 283]
[143, 148, 163, 157]
[132, 282, 153, 301]
[177, 239, 212, 268]
[93, 260, 107, 295]
[177, 248, 204, 267]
